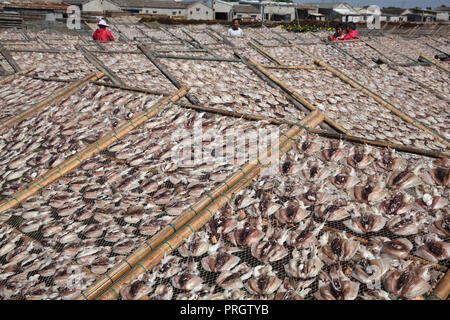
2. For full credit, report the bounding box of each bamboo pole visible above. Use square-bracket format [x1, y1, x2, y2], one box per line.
[152, 53, 242, 63]
[315, 59, 450, 148]
[419, 54, 450, 74]
[0, 67, 35, 85]
[89, 81, 169, 96]
[0, 72, 104, 131]
[245, 57, 352, 136]
[26, 76, 76, 83]
[138, 44, 200, 105]
[427, 270, 450, 300]
[175, 102, 449, 159]
[8, 48, 70, 54]
[261, 64, 325, 70]
[0, 44, 22, 72]
[248, 41, 283, 65]
[77, 45, 125, 86]
[92, 111, 325, 300]
[0, 86, 189, 214]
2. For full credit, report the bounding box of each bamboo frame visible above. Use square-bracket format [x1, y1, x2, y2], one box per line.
[244, 56, 352, 136]
[315, 59, 450, 149]
[138, 44, 200, 105]
[0, 67, 35, 85]
[261, 64, 325, 70]
[77, 45, 125, 86]
[428, 270, 450, 300]
[248, 41, 283, 65]
[25, 76, 77, 83]
[89, 81, 169, 96]
[419, 54, 450, 74]
[0, 86, 189, 214]
[0, 44, 22, 72]
[82, 111, 324, 300]
[0, 72, 104, 131]
[175, 102, 448, 159]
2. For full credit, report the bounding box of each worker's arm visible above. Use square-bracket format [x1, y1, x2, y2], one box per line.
[108, 31, 115, 42]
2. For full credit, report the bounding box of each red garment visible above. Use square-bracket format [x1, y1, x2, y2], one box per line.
[93, 28, 115, 42]
[342, 29, 360, 41]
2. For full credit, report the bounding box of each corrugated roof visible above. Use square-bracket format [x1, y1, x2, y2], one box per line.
[435, 6, 450, 12]
[381, 8, 406, 15]
[1, 2, 70, 9]
[111, 0, 210, 10]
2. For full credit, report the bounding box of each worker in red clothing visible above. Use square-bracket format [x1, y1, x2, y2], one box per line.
[93, 19, 114, 42]
[342, 22, 360, 41]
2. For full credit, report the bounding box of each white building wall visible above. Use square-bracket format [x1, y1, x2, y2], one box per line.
[139, 7, 186, 16]
[214, 2, 234, 13]
[436, 12, 449, 21]
[186, 3, 213, 20]
[264, 5, 295, 21]
[83, 0, 121, 12]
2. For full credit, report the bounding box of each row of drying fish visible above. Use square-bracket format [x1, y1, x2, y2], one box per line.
[96, 52, 177, 92]
[0, 75, 67, 121]
[117, 218, 447, 300]
[0, 109, 280, 299]
[159, 58, 308, 122]
[10, 51, 96, 80]
[273, 68, 447, 151]
[0, 224, 97, 300]
[0, 83, 162, 195]
[114, 134, 448, 300]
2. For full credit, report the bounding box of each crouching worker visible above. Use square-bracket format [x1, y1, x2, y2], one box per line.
[328, 24, 345, 41]
[342, 22, 360, 41]
[93, 19, 115, 42]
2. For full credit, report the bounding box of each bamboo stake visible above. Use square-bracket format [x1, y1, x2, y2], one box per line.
[0, 67, 35, 85]
[89, 81, 169, 96]
[244, 57, 352, 136]
[93, 111, 325, 300]
[175, 102, 449, 159]
[138, 44, 200, 105]
[248, 41, 283, 65]
[0, 72, 104, 131]
[419, 54, 450, 74]
[0, 86, 189, 214]
[315, 59, 450, 148]
[427, 270, 450, 300]
[77, 45, 125, 86]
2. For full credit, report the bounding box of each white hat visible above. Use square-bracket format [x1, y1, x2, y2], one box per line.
[98, 19, 110, 27]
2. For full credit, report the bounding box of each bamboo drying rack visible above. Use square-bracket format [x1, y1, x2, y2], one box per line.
[0, 86, 189, 214]
[0, 72, 104, 130]
[78, 110, 325, 300]
[314, 59, 450, 149]
[0, 66, 35, 85]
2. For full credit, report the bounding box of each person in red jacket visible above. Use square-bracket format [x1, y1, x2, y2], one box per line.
[342, 22, 360, 41]
[93, 19, 115, 42]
